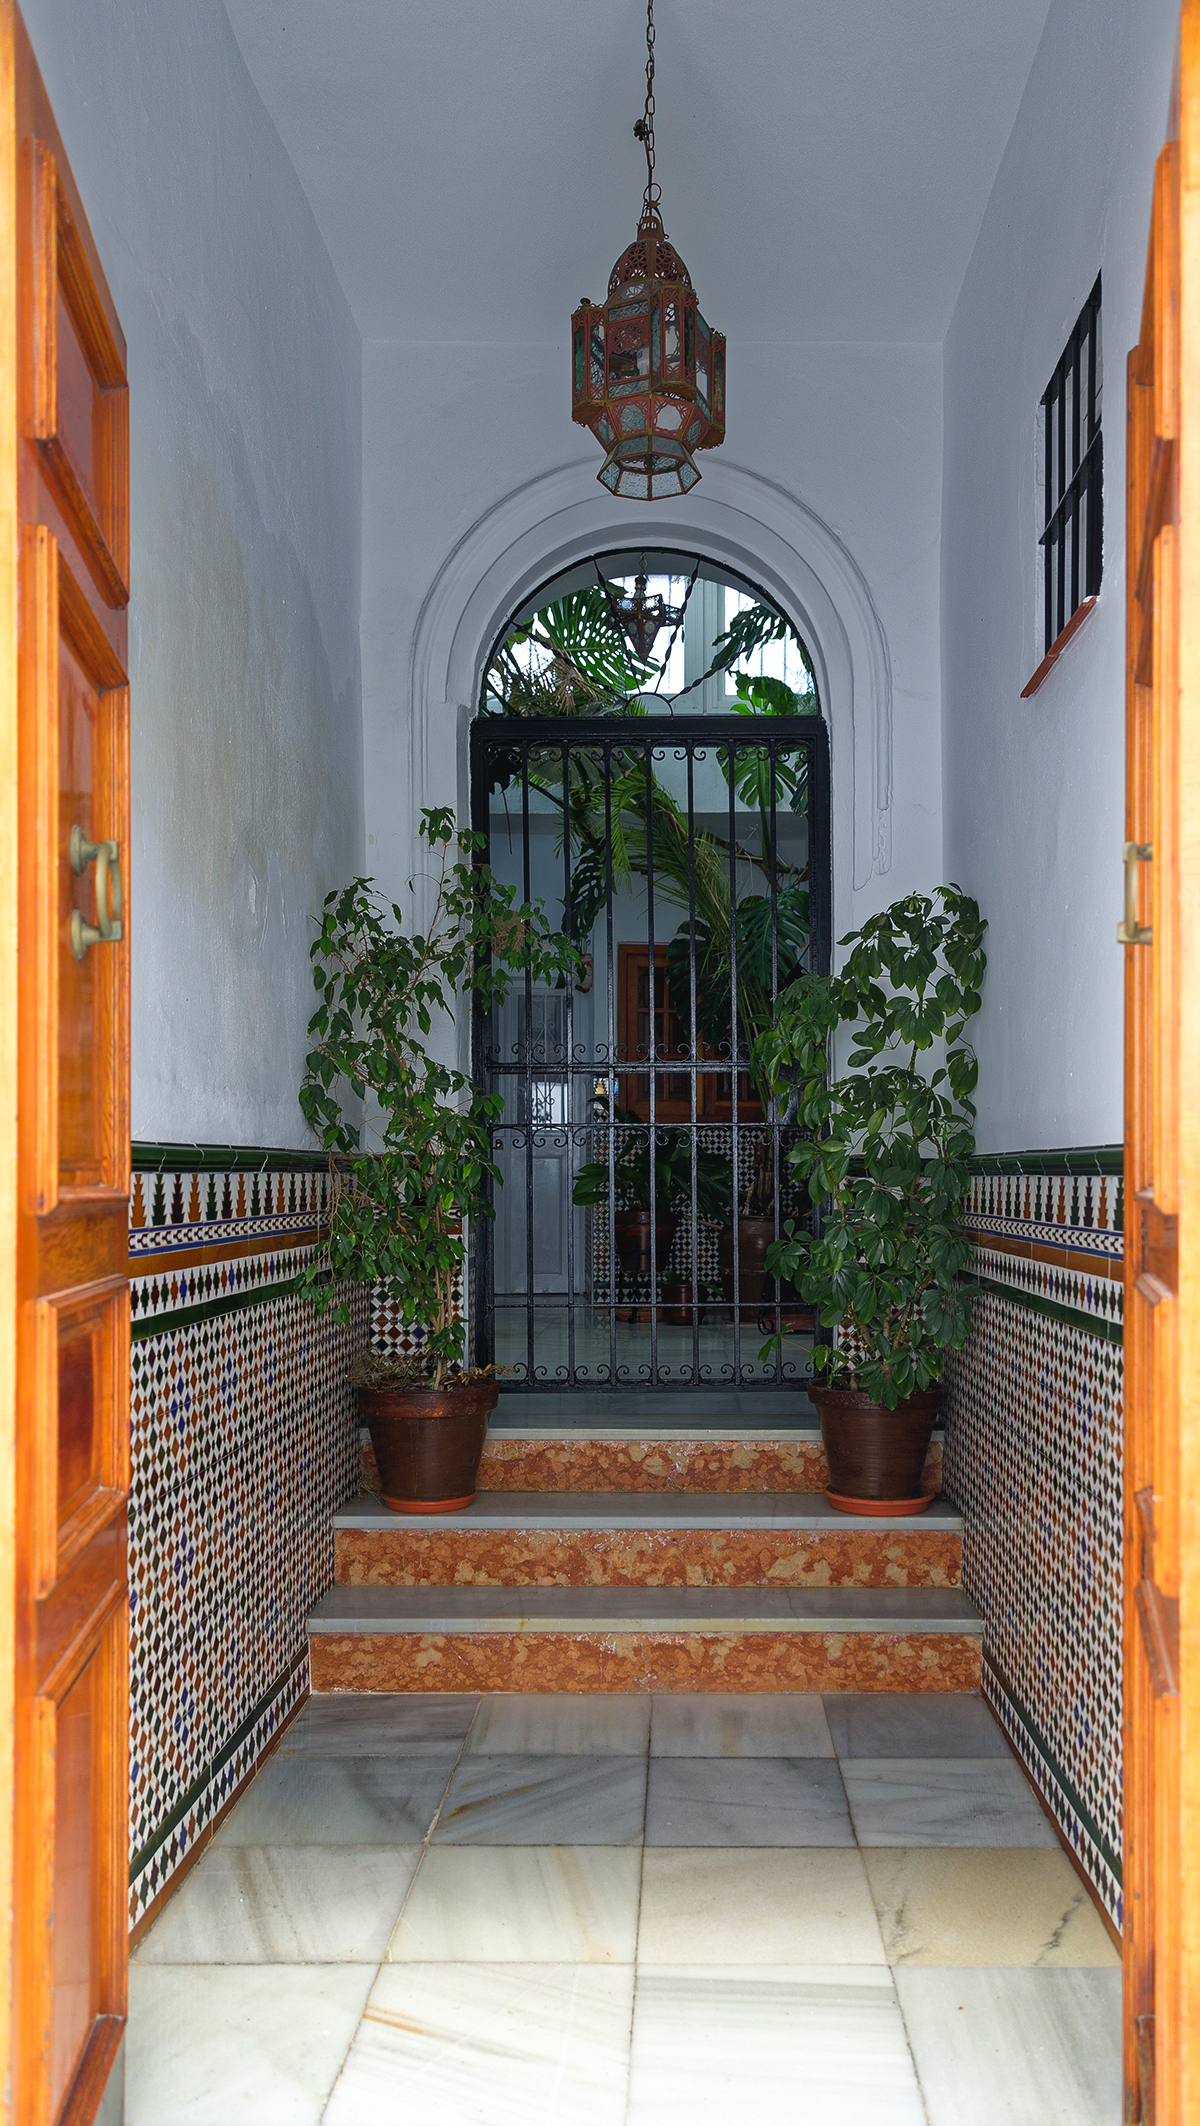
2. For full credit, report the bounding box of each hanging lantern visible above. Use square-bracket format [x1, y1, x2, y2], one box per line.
[571, 0, 725, 501]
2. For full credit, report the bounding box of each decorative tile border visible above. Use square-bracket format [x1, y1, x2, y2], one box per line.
[127, 1142, 369, 1929]
[961, 1158, 1124, 1340]
[945, 1145, 1124, 1926]
[984, 1654, 1122, 1928]
[129, 1652, 309, 1926]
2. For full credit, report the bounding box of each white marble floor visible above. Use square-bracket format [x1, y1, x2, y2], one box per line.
[127, 1689, 1122, 2125]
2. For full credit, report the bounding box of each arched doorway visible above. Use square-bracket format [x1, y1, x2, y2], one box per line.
[469, 550, 831, 1394]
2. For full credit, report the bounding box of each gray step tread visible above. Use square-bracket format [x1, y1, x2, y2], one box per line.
[335, 1491, 961, 1535]
[309, 1584, 982, 1638]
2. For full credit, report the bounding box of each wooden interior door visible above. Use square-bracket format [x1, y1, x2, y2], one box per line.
[1123, 12, 1200, 2117]
[2, 7, 131, 2122]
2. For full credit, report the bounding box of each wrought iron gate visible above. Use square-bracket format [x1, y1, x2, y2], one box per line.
[470, 714, 830, 1390]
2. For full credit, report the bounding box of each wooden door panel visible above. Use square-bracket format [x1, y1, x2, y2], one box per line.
[31, 142, 128, 611]
[18, 1594, 126, 2126]
[1122, 24, 1200, 2113]
[6, 8, 131, 2122]
[30, 1278, 128, 1597]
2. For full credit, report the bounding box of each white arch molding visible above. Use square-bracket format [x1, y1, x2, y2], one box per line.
[407, 456, 894, 926]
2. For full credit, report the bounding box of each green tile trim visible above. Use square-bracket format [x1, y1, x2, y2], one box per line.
[128, 1648, 309, 1878]
[962, 1275, 1123, 1344]
[984, 1652, 1122, 1884]
[132, 1140, 333, 1175]
[129, 1269, 336, 1340]
[968, 1145, 1123, 1177]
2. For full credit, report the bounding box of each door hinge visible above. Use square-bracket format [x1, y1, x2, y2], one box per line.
[1119, 841, 1153, 945]
[1133, 1187, 1178, 1301]
[1135, 1577, 1179, 1697]
[1136, 2013, 1157, 2126]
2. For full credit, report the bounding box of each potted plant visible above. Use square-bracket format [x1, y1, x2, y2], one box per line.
[572, 1107, 731, 1322]
[755, 887, 987, 1513]
[298, 807, 576, 1511]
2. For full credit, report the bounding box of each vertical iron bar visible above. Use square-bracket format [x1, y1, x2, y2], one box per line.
[1056, 366, 1067, 643]
[521, 743, 535, 1388]
[687, 744, 700, 1386]
[1043, 391, 1053, 655]
[561, 739, 576, 1387]
[469, 722, 494, 1373]
[1070, 334, 1082, 620]
[768, 737, 782, 1383]
[604, 743, 618, 1385]
[645, 737, 659, 1384]
[728, 730, 740, 1385]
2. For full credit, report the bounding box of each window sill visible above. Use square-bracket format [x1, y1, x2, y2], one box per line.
[1021, 595, 1098, 699]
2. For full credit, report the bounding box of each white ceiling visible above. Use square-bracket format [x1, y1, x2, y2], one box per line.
[223, 0, 1055, 344]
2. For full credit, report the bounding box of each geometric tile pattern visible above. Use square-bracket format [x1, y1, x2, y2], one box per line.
[960, 1165, 1124, 1339]
[961, 1239, 1124, 1338]
[944, 1152, 1124, 1927]
[130, 1158, 332, 1255]
[127, 1144, 370, 1926]
[130, 1239, 323, 1334]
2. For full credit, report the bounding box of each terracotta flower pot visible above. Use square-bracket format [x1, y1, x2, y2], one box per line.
[612, 1210, 677, 1321]
[807, 1382, 942, 1512]
[718, 1215, 776, 1320]
[659, 1281, 707, 1326]
[355, 1376, 498, 1513]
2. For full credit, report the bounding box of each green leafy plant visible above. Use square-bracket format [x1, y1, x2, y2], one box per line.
[754, 888, 987, 1408]
[572, 1106, 732, 1220]
[298, 808, 578, 1385]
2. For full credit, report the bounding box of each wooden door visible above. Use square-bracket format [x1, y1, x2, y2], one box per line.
[1, 8, 131, 2122]
[1123, 12, 1200, 2117]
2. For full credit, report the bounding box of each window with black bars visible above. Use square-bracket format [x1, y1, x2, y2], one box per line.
[1040, 273, 1102, 656]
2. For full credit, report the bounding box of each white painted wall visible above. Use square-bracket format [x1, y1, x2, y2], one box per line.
[942, 0, 1178, 1152]
[361, 337, 944, 954]
[21, 0, 363, 1148]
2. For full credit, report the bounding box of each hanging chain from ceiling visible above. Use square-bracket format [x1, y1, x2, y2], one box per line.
[632, 0, 661, 224]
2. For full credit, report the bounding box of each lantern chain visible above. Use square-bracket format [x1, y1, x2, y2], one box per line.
[633, 0, 661, 225]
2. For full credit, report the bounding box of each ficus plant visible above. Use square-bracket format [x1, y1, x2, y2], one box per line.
[298, 808, 578, 1387]
[754, 887, 987, 1409]
[572, 1105, 733, 1220]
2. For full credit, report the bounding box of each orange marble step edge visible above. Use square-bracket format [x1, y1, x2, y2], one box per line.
[333, 1525, 962, 1591]
[309, 1630, 982, 1694]
[360, 1436, 945, 1497]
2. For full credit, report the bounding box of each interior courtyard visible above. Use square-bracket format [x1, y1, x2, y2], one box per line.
[1, 0, 1193, 2119]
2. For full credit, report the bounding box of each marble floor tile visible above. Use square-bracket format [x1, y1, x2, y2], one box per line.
[895, 1967, 1123, 2124]
[651, 1691, 834, 1759]
[322, 1962, 634, 2125]
[626, 1967, 927, 2125]
[865, 1849, 1120, 1967]
[432, 1753, 647, 1845]
[133, 1845, 421, 1964]
[126, 1963, 375, 2125]
[645, 1756, 854, 1846]
[637, 1848, 886, 1966]
[842, 1758, 1059, 1847]
[824, 1691, 1006, 1760]
[213, 1753, 459, 1846]
[389, 1845, 641, 1962]
[284, 1692, 478, 1756]
[465, 1691, 650, 1756]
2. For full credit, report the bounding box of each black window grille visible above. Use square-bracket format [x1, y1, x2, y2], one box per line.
[1040, 273, 1102, 656]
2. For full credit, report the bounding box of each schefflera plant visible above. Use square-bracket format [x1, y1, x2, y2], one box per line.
[755, 887, 987, 1409]
[298, 807, 577, 1387]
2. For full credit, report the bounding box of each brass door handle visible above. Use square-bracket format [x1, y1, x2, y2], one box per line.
[1118, 840, 1153, 945]
[69, 825, 123, 960]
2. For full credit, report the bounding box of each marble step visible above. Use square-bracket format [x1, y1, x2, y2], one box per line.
[308, 1583, 982, 1696]
[361, 1422, 945, 1498]
[333, 1490, 962, 1590]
